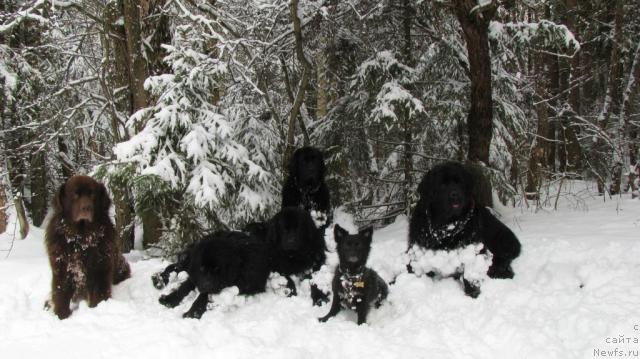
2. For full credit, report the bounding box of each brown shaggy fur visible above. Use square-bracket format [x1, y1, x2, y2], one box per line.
[45, 175, 130, 319]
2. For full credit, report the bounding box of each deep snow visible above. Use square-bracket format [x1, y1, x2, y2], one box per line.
[1, 182, 639, 359]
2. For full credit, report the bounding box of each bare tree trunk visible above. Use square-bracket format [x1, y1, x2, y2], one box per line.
[102, 1, 136, 252]
[141, 209, 162, 249]
[29, 151, 47, 227]
[283, 0, 312, 169]
[112, 185, 135, 252]
[401, 0, 414, 216]
[620, 41, 640, 167]
[316, 52, 329, 119]
[596, 0, 624, 194]
[453, 0, 496, 164]
[280, 57, 311, 146]
[526, 51, 551, 201]
[0, 184, 7, 234]
[563, 0, 582, 173]
[14, 192, 28, 239]
[122, 0, 147, 115]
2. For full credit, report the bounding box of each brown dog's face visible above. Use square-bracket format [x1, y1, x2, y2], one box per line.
[56, 175, 110, 226]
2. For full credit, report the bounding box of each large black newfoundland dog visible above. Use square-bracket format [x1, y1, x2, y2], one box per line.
[154, 231, 270, 319]
[282, 147, 331, 229]
[408, 161, 521, 297]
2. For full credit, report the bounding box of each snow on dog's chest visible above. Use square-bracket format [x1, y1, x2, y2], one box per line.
[407, 243, 493, 282]
[310, 210, 327, 227]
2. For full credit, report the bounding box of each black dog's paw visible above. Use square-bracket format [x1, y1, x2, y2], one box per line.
[182, 309, 204, 319]
[285, 287, 297, 297]
[318, 315, 331, 323]
[462, 279, 481, 299]
[487, 263, 515, 279]
[159, 294, 180, 308]
[285, 277, 298, 297]
[152, 272, 168, 289]
[310, 285, 329, 306]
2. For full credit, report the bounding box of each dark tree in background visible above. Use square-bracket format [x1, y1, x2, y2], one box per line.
[453, 0, 496, 166]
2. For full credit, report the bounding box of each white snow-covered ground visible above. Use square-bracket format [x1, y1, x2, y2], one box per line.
[1, 182, 640, 359]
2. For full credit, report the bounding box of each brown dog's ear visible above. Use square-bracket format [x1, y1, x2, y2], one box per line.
[54, 182, 66, 213]
[96, 182, 112, 214]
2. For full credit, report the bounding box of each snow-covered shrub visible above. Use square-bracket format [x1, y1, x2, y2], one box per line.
[113, 24, 276, 250]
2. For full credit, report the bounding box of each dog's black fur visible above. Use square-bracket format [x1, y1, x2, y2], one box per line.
[268, 207, 327, 304]
[282, 147, 331, 228]
[152, 222, 270, 291]
[408, 161, 521, 297]
[319, 225, 388, 325]
[156, 231, 270, 319]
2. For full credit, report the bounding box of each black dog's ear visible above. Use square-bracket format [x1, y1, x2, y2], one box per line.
[417, 169, 435, 204]
[266, 215, 280, 245]
[334, 224, 348, 243]
[318, 150, 326, 179]
[288, 148, 301, 178]
[459, 163, 475, 192]
[358, 227, 373, 244]
[96, 182, 112, 213]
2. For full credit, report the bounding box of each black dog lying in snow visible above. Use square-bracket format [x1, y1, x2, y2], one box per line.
[319, 225, 388, 325]
[153, 207, 327, 316]
[282, 146, 331, 229]
[268, 207, 327, 305]
[153, 230, 270, 319]
[408, 161, 521, 298]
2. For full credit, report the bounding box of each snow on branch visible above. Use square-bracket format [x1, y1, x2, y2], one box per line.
[489, 20, 580, 57]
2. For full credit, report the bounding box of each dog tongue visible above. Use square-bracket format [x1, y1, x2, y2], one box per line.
[452, 203, 460, 209]
[348, 256, 359, 263]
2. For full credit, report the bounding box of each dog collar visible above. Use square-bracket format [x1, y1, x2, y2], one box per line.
[424, 207, 475, 245]
[339, 267, 366, 308]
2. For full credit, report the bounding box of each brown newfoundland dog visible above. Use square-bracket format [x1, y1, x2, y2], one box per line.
[45, 175, 130, 319]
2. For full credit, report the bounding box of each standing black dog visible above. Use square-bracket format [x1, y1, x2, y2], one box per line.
[154, 231, 270, 319]
[282, 147, 331, 229]
[408, 161, 521, 297]
[319, 225, 388, 325]
[268, 207, 327, 304]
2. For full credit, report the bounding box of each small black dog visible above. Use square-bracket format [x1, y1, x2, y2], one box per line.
[154, 231, 270, 319]
[282, 147, 331, 229]
[268, 207, 327, 304]
[319, 225, 388, 325]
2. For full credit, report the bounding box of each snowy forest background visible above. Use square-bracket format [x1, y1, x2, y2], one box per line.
[0, 0, 638, 253]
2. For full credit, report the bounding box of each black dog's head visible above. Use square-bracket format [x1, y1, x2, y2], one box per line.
[334, 224, 373, 270]
[417, 162, 474, 226]
[269, 207, 320, 252]
[55, 175, 111, 228]
[288, 147, 326, 193]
